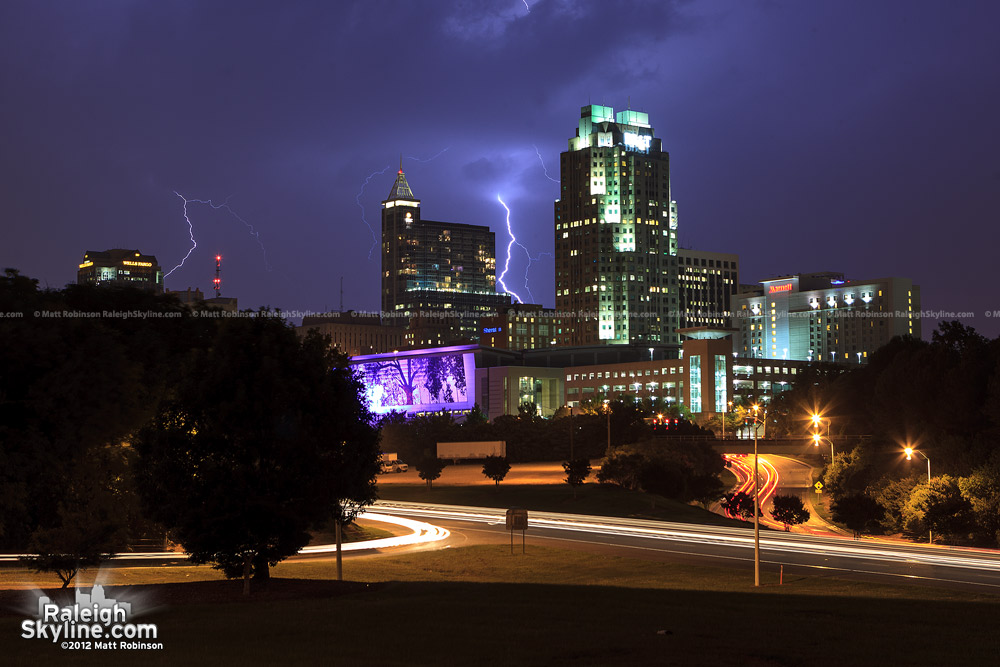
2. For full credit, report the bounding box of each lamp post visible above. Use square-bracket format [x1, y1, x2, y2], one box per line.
[810, 413, 833, 464]
[812, 432, 834, 463]
[603, 399, 611, 452]
[750, 404, 765, 587]
[905, 446, 933, 544]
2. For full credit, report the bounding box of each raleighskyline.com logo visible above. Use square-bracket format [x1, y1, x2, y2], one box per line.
[20, 585, 162, 651]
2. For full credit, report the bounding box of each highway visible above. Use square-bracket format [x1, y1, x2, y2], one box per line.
[372, 500, 1000, 592]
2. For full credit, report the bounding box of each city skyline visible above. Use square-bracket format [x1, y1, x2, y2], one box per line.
[2, 1, 998, 337]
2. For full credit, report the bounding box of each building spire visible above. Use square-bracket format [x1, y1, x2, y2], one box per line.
[385, 162, 418, 202]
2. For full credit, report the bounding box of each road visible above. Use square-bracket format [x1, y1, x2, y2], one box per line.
[373, 500, 1000, 592]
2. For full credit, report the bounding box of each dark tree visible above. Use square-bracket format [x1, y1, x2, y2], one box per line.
[721, 491, 760, 521]
[134, 316, 379, 595]
[830, 493, 884, 538]
[416, 456, 447, 488]
[21, 444, 132, 587]
[638, 459, 686, 507]
[482, 455, 511, 486]
[769, 494, 810, 531]
[562, 458, 592, 498]
[596, 451, 646, 491]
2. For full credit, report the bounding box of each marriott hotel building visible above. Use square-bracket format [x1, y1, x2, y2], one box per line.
[735, 272, 920, 363]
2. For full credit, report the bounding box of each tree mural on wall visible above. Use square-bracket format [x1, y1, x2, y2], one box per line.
[364, 357, 420, 407]
[361, 353, 468, 409]
[424, 354, 467, 404]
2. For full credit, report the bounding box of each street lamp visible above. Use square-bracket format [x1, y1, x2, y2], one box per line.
[749, 404, 766, 587]
[812, 432, 834, 463]
[810, 413, 833, 464]
[603, 399, 611, 452]
[905, 445, 933, 544]
[649, 347, 654, 361]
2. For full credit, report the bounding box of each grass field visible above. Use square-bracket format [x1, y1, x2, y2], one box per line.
[3, 545, 997, 666]
[378, 482, 752, 529]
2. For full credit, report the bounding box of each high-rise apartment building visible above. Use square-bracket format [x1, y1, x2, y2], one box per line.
[554, 105, 678, 348]
[677, 249, 740, 329]
[735, 272, 920, 363]
[77, 249, 163, 293]
[381, 168, 510, 341]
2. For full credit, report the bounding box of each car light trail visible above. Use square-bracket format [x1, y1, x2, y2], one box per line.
[0, 512, 448, 563]
[373, 501, 1000, 576]
[723, 454, 780, 520]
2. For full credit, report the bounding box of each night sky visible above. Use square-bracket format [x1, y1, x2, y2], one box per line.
[2, 1, 998, 337]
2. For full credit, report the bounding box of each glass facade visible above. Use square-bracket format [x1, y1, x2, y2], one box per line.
[688, 355, 701, 413]
[714, 355, 727, 412]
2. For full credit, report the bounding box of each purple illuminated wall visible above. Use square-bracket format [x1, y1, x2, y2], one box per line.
[356, 352, 474, 415]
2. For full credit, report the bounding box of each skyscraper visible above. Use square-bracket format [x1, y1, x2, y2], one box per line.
[554, 105, 678, 348]
[381, 167, 510, 341]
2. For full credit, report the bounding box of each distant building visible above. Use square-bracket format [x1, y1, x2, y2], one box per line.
[554, 104, 679, 349]
[166, 287, 239, 313]
[479, 303, 562, 350]
[165, 287, 204, 304]
[77, 249, 163, 293]
[300, 310, 405, 357]
[381, 167, 511, 341]
[734, 272, 920, 363]
[563, 329, 734, 414]
[677, 249, 740, 330]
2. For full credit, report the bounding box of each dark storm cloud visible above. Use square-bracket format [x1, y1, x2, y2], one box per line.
[1, 0, 998, 335]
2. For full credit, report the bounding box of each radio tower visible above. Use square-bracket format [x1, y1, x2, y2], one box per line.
[213, 254, 222, 297]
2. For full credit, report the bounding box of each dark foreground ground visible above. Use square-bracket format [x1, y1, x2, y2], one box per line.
[3, 545, 998, 667]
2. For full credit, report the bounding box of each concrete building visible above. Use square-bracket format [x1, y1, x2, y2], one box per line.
[563, 329, 733, 416]
[554, 104, 679, 349]
[300, 310, 404, 357]
[78, 249, 163, 293]
[381, 167, 510, 341]
[735, 272, 920, 363]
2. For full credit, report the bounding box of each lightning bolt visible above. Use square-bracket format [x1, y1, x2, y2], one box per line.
[165, 191, 198, 278]
[522, 0, 530, 13]
[496, 194, 524, 304]
[356, 165, 395, 259]
[355, 147, 452, 260]
[165, 192, 276, 279]
[533, 144, 559, 183]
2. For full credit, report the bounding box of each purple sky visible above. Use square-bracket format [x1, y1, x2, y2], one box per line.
[2, 0, 998, 337]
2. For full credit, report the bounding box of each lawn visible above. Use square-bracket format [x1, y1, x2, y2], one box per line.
[3, 545, 997, 666]
[378, 481, 751, 528]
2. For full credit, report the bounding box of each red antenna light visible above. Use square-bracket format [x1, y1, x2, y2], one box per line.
[214, 254, 222, 298]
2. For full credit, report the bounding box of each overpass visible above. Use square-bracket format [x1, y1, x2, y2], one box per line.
[654, 434, 871, 457]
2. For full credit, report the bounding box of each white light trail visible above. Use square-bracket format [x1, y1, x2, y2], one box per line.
[0, 513, 448, 563]
[373, 501, 1000, 576]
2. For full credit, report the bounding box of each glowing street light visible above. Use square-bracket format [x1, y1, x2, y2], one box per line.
[905, 445, 933, 544]
[810, 413, 833, 464]
[603, 399, 611, 452]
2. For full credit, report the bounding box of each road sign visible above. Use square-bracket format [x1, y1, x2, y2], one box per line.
[506, 508, 528, 531]
[814, 481, 824, 494]
[506, 508, 528, 554]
